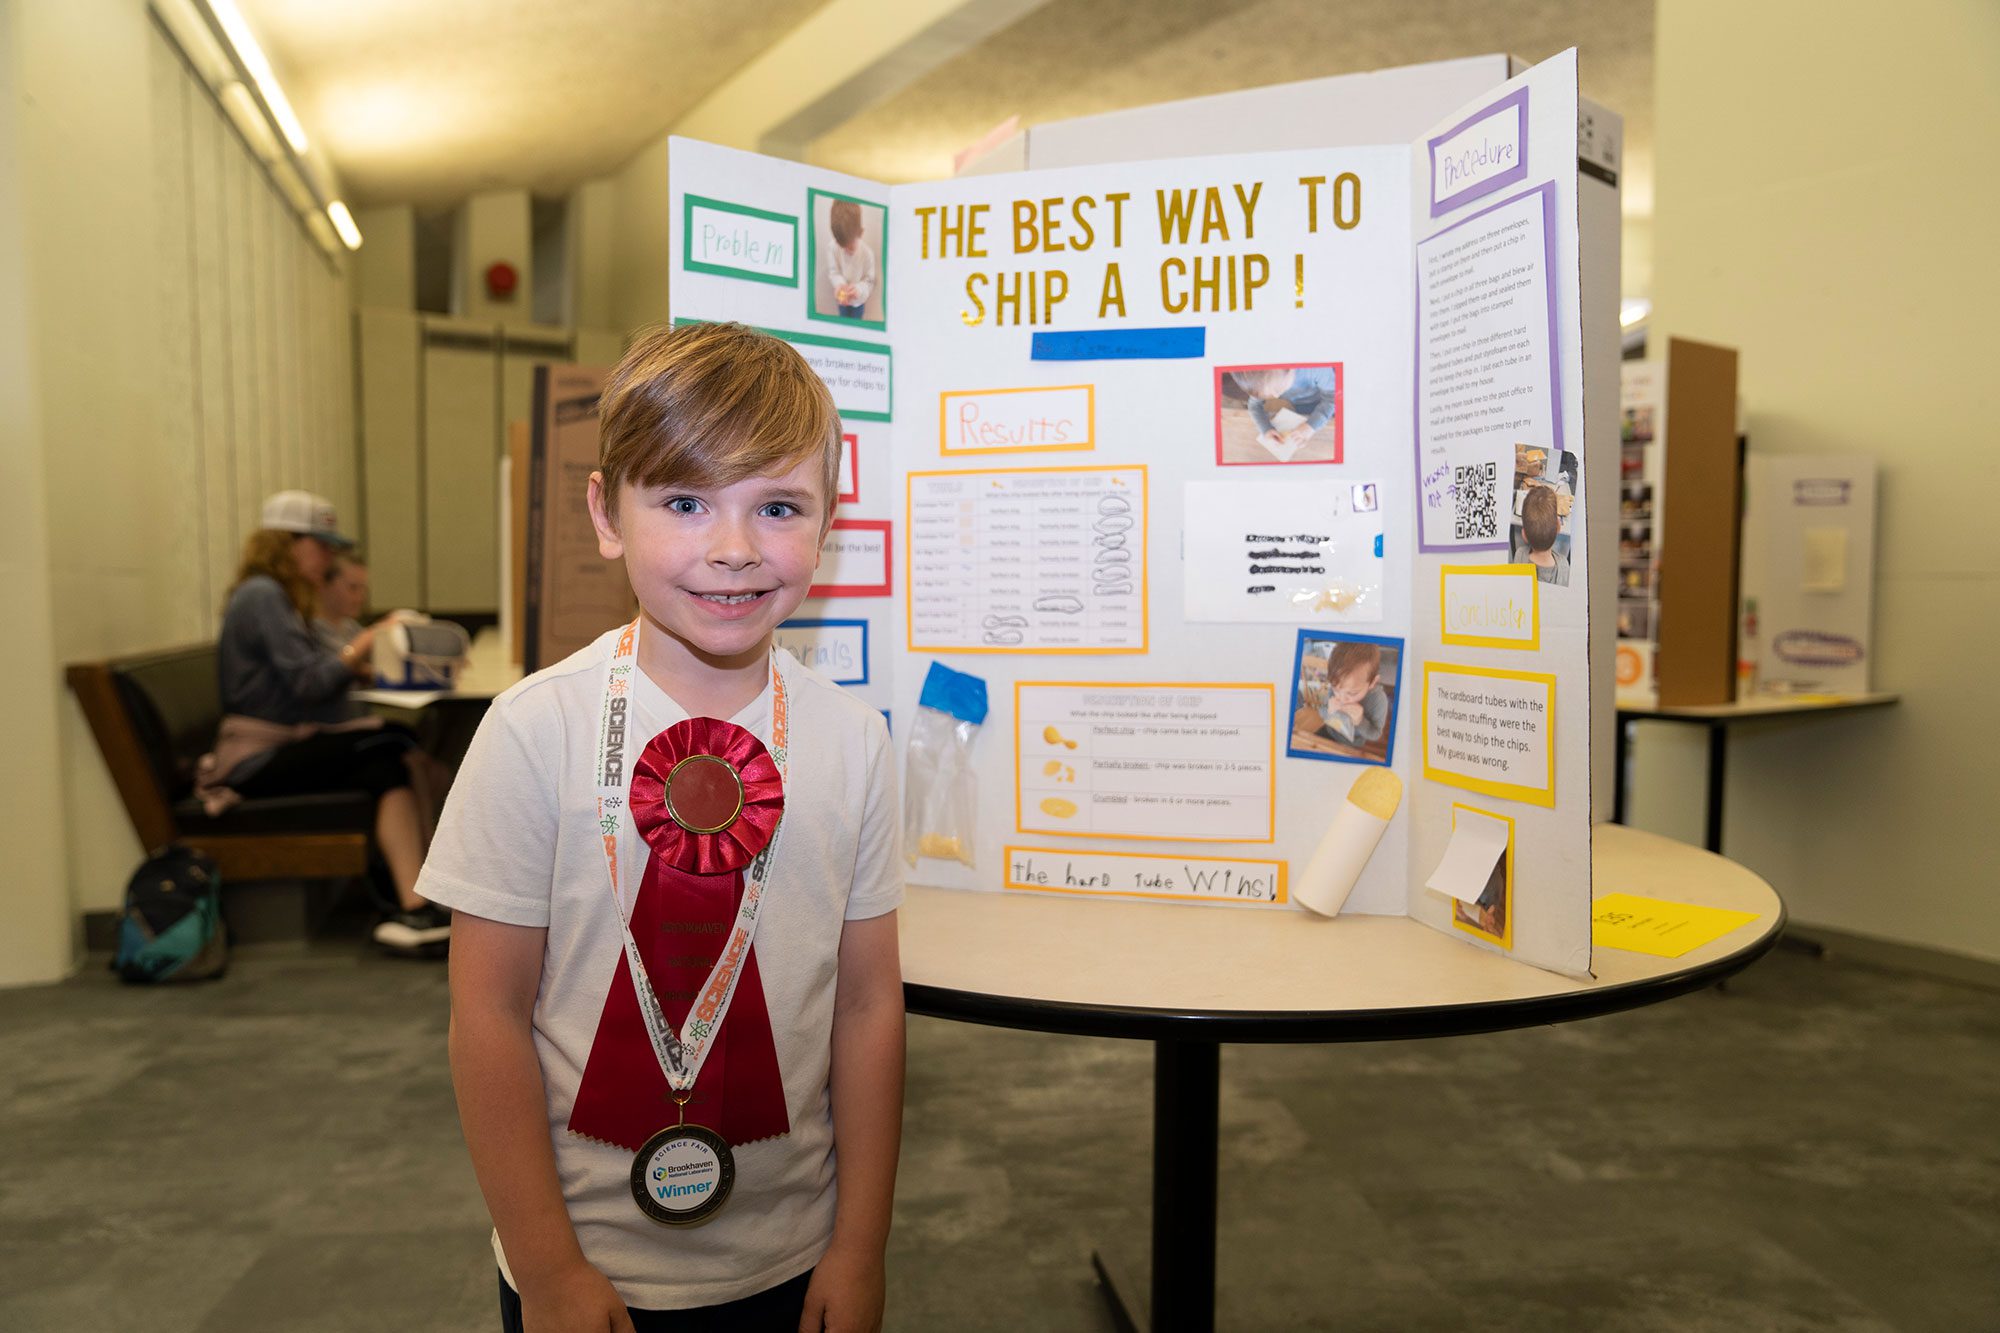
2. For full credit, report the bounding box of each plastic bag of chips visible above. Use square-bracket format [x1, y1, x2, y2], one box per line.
[903, 662, 988, 869]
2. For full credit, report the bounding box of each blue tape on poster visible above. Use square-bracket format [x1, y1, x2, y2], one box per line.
[918, 661, 988, 725]
[1030, 327, 1207, 361]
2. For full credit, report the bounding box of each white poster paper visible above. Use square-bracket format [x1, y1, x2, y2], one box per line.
[1182, 479, 1386, 623]
[1424, 808, 1510, 903]
[684, 198, 797, 285]
[774, 619, 869, 685]
[1016, 683, 1274, 842]
[789, 335, 891, 421]
[1421, 663, 1556, 807]
[1415, 186, 1561, 550]
[1005, 846, 1286, 905]
[941, 385, 1094, 455]
[813, 521, 891, 596]
[908, 466, 1146, 653]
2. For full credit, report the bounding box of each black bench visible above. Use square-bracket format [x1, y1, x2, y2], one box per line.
[67, 644, 375, 884]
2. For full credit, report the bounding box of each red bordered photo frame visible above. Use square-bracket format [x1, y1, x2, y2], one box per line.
[810, 518, 892, 597]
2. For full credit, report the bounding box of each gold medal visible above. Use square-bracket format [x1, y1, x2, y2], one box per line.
[631, 1097, 735, 1227]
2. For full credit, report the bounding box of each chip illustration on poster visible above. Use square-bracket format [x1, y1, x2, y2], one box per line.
[667, 51, 1593, 978]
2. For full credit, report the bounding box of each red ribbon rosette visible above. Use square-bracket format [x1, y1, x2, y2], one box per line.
[629, 718, 784, 873]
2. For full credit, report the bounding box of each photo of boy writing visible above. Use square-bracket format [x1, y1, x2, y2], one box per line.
[1215, 362, 1343, 464]
[813, 193, 883, 327]
[1288, 632, 1402, 765]
[421, 322, 904, 1331]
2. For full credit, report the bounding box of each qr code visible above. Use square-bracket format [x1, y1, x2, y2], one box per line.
[1454, 462, 1499, 540]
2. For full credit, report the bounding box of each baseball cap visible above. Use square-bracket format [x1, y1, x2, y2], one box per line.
[260, 490, 354, 547]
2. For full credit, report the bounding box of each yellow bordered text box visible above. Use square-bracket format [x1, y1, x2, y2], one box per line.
[1015, 681, 1276, 843]
[940, 385, 1094, 456]
[1004, 846, 1288, 906]
[1422, 662, 1557, 807]
[1446, 803, 1515, 949]
[1440, 563, 1540, 650]
[904, 464, 1148, 655]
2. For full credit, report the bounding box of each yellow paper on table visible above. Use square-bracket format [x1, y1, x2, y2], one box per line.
[1592, 893, 1760, 958]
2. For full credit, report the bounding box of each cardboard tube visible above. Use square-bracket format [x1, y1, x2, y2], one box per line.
[1294, 769, 1403, 917]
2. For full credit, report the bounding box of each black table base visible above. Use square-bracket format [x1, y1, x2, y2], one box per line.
[1090, 1040, 1221, 1333]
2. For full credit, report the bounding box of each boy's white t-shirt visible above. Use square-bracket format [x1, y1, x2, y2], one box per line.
[417, 628, 902, 1309]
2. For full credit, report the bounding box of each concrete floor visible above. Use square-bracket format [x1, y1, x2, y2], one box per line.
[0, 937, 1994, 1332]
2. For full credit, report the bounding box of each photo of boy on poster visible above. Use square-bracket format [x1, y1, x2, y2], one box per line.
[1286, 630, 1402, 765]
[1214, 362, 1343, 465]
[1508, 444, 1579, 587]
[808, 189, 887, 330]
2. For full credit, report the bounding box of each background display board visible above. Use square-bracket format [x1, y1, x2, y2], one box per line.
[524, 364, 636, 672]
[668, 53, 1593, 977]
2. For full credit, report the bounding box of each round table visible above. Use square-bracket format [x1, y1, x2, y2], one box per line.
[900, 824, 1785, 1333]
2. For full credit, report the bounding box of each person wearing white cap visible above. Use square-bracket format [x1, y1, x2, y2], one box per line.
[195, 491, 450, 954]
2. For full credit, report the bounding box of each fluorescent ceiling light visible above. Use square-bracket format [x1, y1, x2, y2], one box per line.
[327, 201, 363, 251]
[1619, 298, 1652, 329]
[206, 0, 309, 154]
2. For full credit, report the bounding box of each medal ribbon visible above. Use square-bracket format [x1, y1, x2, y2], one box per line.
[582, 618, 789, 1118]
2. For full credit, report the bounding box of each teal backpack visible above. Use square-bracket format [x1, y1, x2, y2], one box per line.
[112, 846, 229, 983]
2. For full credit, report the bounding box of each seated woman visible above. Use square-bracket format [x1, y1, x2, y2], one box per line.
[196, 491, 449, 954]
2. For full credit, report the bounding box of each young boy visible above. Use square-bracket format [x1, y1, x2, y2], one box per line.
[824, 200, 877, 320]
[1231, 366, 1339, 455]
[1315, 641, 1389, 748]
[420, 322, 905, 1332]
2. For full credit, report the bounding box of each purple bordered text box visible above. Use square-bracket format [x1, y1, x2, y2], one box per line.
[1411, 181, 1565, 554]
[1427, 87, 1530, 218]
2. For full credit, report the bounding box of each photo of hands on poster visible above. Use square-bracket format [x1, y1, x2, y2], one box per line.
[1507, 444, 1579, 587]
[1288, 631, 1402, 765]
[1215, 362, 1343, 465]
[809, 189, 886, 329]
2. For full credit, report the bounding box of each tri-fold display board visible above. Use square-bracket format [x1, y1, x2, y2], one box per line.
[669, 52, 1594, 978]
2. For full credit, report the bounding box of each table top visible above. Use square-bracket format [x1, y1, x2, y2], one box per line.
[900, 824, 1783, 1043]
[353, 683, 507, 708]
[1617, 691, 1897, 722]
[352, 631, 525, 709]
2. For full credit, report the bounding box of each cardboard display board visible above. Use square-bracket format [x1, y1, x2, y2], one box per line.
[668, 53, 1594, 978]
[507, 422, 531, 669]
[1625, 338, 1741, 707]
[523, 364, 635, 673]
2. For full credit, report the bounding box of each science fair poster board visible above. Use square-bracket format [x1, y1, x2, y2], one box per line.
[668, 52, 1592, 978]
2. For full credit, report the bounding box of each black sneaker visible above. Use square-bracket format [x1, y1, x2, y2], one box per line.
[373, 903, 451, 953]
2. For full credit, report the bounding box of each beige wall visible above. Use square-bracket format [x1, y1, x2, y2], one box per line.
[1645, 0, 2000, 961]
[0, 0, 78, 987]
[455, 189, 533, 323]
[355, 204, 416, 309]
[607, 134, 674, 336]
[1, 0, 356, 982]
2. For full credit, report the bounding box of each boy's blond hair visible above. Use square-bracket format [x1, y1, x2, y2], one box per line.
[1232, 367, 1294, 397]
[596, 322, 842, 523]
[1325, 640, 1381, 686]
[828, 199, 864, 249]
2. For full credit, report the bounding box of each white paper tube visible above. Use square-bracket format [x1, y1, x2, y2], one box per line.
[1293, 770, 1403, 917]
[1294, 805, 1390, 916]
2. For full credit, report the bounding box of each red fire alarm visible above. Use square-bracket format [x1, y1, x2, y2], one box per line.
[485, 261, 519, 300]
